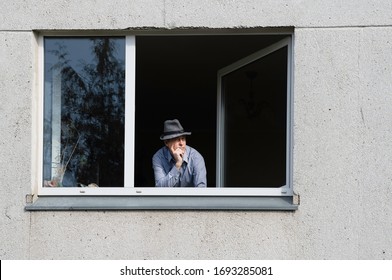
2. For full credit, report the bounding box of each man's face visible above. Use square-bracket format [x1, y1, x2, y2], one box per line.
[165, 136, 186, 156]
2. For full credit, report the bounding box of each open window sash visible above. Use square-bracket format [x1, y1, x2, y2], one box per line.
[217, 37, 293, 194]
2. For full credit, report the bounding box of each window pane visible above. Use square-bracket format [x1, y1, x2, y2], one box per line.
[222, 47, 287, 187]
[43, 37, 126, 187]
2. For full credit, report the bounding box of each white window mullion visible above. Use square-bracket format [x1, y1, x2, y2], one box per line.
[124, 36, 136, 188]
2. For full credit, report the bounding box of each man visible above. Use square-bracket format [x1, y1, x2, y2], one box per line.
[152, 119, 207, 187]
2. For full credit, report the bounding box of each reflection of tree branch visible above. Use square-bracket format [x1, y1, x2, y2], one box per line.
[60, 128, 81, 183]
[45, 38, 125, 187]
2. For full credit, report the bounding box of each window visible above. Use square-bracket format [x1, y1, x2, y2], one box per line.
[34, 31, 295, 208]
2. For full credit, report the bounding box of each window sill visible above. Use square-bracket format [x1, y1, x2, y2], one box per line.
[25, 196, 298, 211]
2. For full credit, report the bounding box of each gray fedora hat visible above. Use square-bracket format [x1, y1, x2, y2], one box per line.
[160, 119, 191, 140]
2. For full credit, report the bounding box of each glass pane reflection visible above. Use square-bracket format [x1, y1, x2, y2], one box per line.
[43, 37, 126, 187]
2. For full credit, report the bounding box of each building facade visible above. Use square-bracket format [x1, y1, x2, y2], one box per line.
[1, 0, 391, 259]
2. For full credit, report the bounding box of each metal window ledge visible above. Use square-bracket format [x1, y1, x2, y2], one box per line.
[25, 196, 298, 211]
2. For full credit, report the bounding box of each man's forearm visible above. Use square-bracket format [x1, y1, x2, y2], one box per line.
[154, 166, 181, 187]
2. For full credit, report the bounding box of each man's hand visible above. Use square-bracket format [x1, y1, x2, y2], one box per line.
[165, 136, 186, 170]
[172, 147, 184, 169]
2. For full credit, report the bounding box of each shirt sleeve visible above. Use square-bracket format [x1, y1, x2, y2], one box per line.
[152, 153, 181, 187]
[192, 151, 207, 187]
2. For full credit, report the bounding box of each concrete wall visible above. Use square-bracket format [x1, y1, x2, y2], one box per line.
[1, 0, 391, 259]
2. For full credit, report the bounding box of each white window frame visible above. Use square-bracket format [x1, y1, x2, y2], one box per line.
[34, 32, 293, 198]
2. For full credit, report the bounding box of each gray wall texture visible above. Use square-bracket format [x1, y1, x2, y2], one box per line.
[1, 0, 391, 259]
